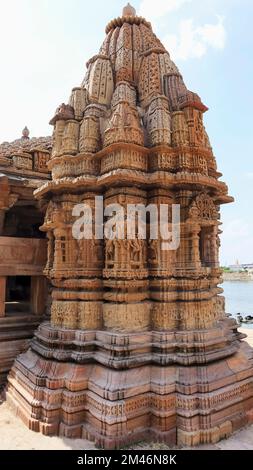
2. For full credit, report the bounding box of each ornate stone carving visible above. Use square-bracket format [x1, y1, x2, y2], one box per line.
[12, 153, 33, 170]
[104, 83, 144, 146]
[69, 87, 88, 120]
[171, 111, 190, 147]
[144, 95, 171, 147]
[49, 103, 75, 125]
[189, 193, 218, 220]
[103, 302, 150, 331]
[33, 151, 50, 173]
[88, 55, 114, 105]
[79, 104, 103, 153]
[7, 4, 253, 452]
[51, 120, 65, 158]
[100, 146, 148, 174]
[164, 73, 208, 113]
[51, 300, 102, 330]
[49, 153, 99, 179]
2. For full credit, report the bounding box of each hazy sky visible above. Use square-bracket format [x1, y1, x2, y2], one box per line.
[0, 0, 252, 265]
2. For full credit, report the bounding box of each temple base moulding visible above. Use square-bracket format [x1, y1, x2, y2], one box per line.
[6, 339, 253, 449]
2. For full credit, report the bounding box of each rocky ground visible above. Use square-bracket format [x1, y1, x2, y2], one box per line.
[0, 327, 252, 451]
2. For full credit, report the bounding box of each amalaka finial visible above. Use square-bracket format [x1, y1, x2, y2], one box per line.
[122, 2, 136, 17]
[22, 126, 30, 139]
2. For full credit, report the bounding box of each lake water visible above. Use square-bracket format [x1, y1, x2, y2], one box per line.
[222, 281, 253, 328]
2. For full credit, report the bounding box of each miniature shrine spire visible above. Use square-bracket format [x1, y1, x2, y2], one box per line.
[22, 126, 30, 140]
[122, 3, 136, 17]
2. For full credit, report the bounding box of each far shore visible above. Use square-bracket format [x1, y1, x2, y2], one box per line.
[223, 272, 253, 281]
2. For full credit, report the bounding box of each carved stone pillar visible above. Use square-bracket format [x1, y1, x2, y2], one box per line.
[31, 276, 47, 316]
[211, 225, 219, 268]
[0, 210, 5, 235]
[0, 176, 19, 235]
[44, 232, 54, 275]
[0, 277, 6, 317]
[191, 226, 201, 269]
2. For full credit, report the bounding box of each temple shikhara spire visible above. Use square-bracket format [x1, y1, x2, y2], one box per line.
[6, 4, 253, 448]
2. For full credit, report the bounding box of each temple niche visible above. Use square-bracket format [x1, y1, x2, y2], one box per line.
[6, 4, 253, 449]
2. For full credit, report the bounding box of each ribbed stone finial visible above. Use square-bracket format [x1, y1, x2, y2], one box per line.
[122, 3, 136, 16]
[22, 126, 30, 139]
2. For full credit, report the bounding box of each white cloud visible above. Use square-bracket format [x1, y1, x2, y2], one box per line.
[245, 172, 253, 179]
[139, 0, 191, 20]
[163, 16, 226, 60]
[197, 16, 226, 50]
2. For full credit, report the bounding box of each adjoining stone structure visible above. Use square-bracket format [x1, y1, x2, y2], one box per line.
[0, 129, 52, 386]
[7, 5, 253, 448]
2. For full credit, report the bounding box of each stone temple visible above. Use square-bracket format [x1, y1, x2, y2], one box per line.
[0, 128, 51, 387]
[3, 4, 253, 448]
